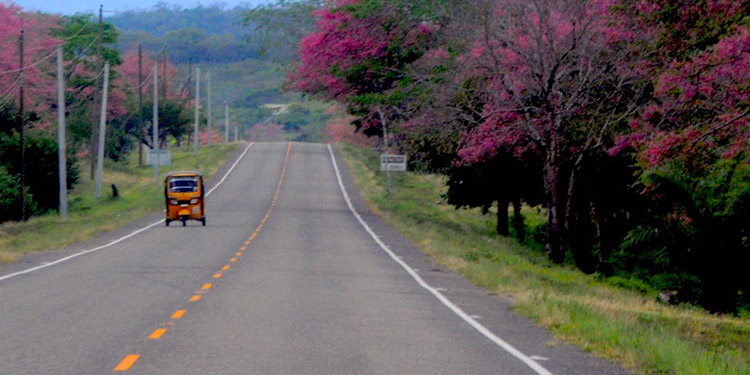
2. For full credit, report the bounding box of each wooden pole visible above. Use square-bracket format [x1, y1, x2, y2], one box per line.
[193, 67, 200, 156]
[137, 44, 143, 166]
[207, 71, 212, 145]
[153, 63, 159, 182]
[161, 46, 167, 100]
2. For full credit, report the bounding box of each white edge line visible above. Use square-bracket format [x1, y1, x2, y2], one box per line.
[326, 144, 554, 375]
[206, 142, 254, 196]
[0, 142, 255, 283]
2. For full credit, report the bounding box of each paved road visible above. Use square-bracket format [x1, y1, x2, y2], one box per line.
[0, 142, 626, 375]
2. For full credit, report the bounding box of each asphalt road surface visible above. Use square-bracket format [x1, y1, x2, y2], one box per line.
[0, 142, 627, 375]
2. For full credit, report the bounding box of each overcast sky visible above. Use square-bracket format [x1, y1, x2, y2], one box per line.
[12, 0, 273, 15]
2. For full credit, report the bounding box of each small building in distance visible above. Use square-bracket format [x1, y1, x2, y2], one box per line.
[261, 104, 289, 116]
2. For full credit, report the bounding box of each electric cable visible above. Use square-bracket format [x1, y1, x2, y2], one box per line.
[0, 49, 57, 75]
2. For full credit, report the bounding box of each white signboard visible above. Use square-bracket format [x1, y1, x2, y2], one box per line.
[380, 154, 407, 172]
[146, 149, 172, 166]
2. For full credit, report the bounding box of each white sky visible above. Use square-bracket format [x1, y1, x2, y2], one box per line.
[11, 0, 273, 15]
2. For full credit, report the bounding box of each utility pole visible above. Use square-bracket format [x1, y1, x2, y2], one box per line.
[153, 63, 159, 181]
[234, 126, 238, 143]
[137, 43, 143, 166]
[224, 103, 229, 143]
[95, 63, 109, 198]
[193, 67, 200, 156]
[161, 46, 167, 101]
[57, 46, 68, 218]
[379, 106, 392, 202]
[207, 70, 212, 145]
[18, 28, 26, 221]
[90, 4, 103, 180]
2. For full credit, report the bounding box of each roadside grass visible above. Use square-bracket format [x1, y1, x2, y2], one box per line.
[339, 143, 750, 375]
[0, 143, 239, 263]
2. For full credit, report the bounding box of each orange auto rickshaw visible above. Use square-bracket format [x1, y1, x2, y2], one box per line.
[165, 171, 206, 227]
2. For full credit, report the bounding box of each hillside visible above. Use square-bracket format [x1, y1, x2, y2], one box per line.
[106, 3, 332, 142]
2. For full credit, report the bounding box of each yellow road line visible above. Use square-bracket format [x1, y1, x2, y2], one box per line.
[113, 354, 140, 371]
[108, 143, 294, 373]
[148, 328, 167, 339]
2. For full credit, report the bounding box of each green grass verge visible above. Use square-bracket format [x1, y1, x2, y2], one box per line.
[0, 143, 240, 264]
[339, 143, 750, 375]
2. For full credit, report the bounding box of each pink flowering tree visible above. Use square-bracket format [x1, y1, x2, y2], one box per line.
[325, 115, 378, 147]
[456, 0, 647, 263]
[290, 0, 439, 145]
[0, 4, 61, 120]
[632, 1, 750, 167]
[247, 122, 286, 142]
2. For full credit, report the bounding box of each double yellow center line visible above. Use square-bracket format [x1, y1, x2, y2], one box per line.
[113, 142, 292, 372]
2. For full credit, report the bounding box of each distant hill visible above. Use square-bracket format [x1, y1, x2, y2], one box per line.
[109, 4, 250, 37]
[105, 1, 332, 142]
[15, 0, 272, 16]
[108, 4, 260, 63]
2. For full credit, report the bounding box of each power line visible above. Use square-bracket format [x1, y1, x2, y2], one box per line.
[0, 45, 54, 62]
[65, 38, 98, 66]
[0, 16, 92, 73]
[63, 20, 92, 41]
[0, 75, 22, 98]
[74, 66, 106, 83]
[136, 70, 154, 89]
[0, 49, 57, 75]
[0, 81, 22, 108]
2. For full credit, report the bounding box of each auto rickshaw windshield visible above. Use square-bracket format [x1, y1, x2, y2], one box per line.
[169, 177, 198, 193]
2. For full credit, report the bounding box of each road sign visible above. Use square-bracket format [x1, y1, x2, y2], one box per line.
[380, 154, 407, 171]
[146, 149, 172, 166]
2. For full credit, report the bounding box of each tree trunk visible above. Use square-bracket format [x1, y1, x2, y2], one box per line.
[496, 197, 509, 236]
[543, 159, 566, 264]
[589, 198, 613, 276]
[563, 162, 597, 272]
[513, 198, 525, 241]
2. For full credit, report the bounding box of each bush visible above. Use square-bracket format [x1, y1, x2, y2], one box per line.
[0, 130, 79, 222]
[0, 166, 22, 221]
[617, 161, 750, 312]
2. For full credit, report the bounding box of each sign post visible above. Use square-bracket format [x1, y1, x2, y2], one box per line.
[380, 154, 407, 172]
[146, 149, 172, 167]
[380, 154, 407, 202]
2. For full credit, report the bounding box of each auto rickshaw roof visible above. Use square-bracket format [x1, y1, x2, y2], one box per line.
[165, 171, 203, 180]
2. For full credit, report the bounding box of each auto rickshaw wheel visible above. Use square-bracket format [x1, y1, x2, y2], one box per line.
[181, 216, 187, 227]
[165, 219, 171, 227]
[201, 218, 206, 226]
